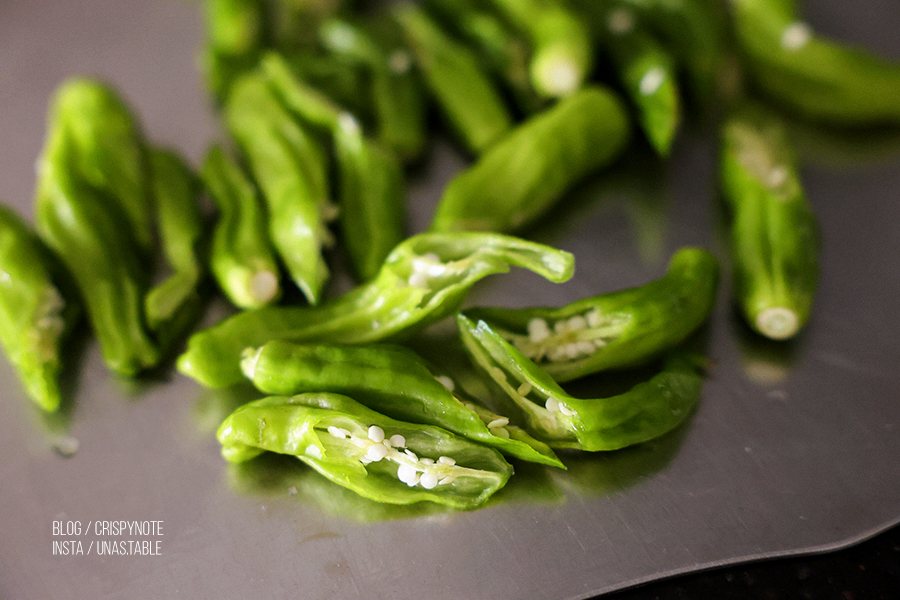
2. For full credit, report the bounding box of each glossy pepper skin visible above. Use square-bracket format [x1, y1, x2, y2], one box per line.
[217, 392, 514, 509]
[720, 106, 818, 340]
[394, 4, 513, 155]
[458, 315, 704, 451]
[35, 84, 160, 376]
[177, 232, 574, 388]
[0, 206, 79, 411]
[241, 340, 564, 467]
[731, 0, 900, 124]
[224, 72, 333, 305]
[201, 145, 282, 309]
[430, 86, 630, 234]
[464, 247, 719, 382]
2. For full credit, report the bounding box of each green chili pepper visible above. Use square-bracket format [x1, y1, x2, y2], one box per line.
[394, 4, 513, 155]
[318, 17, 428, 161]
[486, 0, 593, 98]
[46, 78, 154, 256]
[731, 0, 900, 124]
[603, 9, 682, 156]
[240, 340, 564, 467]
[422, 0, 543, 115]
[201, 0, 269, 101]
[177, 232, 574, 388]
[144, 148, 206, 341]
[35, 132, 159, 376]
[224, 72, 334, 305]
[261, 53, 406, 282]
[281, 53, 373, 125]
[458, 315, 703, 451]
[0, 206, 79, 412]
[430, 86, 630, 233]
[201, 145, 281, 309]
[217, 392, 514, 509]
[720, 105, 818, 340]
[464, 247, 719, 382]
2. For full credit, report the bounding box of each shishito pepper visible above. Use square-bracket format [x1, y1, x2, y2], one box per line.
[0, 206, 79, 412]
[241, 340, 564, 467]
[430, 86, 630, 234]
[464, 247, 718, 382]
[217, 392, 514, 509]
[720, 105, 818, 340]
[458, 315, 704, 451]
[177, 232, 574, 388]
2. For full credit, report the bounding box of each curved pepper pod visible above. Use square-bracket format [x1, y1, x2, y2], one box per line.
[430, 86, 630, 234]
[0, 206, 78, 411]
[217, 393, 513, 509]
[720, 106, 818, 340]
[241, 340, 564, 467]
[731, 0, 900, 124]
[177, 232, 574, 388]
[464, 247, 718, 382]
[457, 315, 704, 451]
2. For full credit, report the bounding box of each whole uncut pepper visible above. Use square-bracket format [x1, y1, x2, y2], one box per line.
[241, 340, 564, 467]
[731, 0, 900, 124]
[485, 0, 593, 98]
[394, 4, 513, 155]
[177, 232, 574, 388]
[201, 145, 281, 309]
[35, 132, 159, 376]
[224, 72, 334, 305]
[0, 206, 79, 411]
[261, 53, 406, 281]
[430, 86, 630, 233]
[217, 392, 514, 509]
[720, 105, 818, 340]
[144, 148, 207, 343]
[464, 247, 719, 382]
[458, 315, 704, 451]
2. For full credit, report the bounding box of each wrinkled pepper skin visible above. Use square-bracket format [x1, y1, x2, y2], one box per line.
[430, 86, 630, 234]
[177, 232, 574, 388]
[731, 0, 900, 124]
[464, 247, 719, 382]
[458, 315, 704, 451]
[720, 106, 818, 340]
[241, 340, 564, 467]
[201, 145, 282, 309]
[217, 393, 514, 509]
[0, 206, 79, 411]
[395, 4, 513, 155]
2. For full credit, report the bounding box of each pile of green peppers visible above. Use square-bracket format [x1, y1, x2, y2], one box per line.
[2, 0, 899, 510]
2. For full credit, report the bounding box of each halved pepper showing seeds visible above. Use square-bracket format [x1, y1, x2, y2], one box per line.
[457, 315, 704, 451]
[240, 339, 564, 467]
[177, 232, 574, 388]
[218, 392, 513, 509]
[464, 247, 718, 382]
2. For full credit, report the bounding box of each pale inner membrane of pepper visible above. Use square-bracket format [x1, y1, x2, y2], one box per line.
[503, 309, 630, 364]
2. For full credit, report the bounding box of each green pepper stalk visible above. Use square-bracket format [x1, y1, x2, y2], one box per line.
[394, 4, 513, 155]
[430, 86, 630, 234]
[603, 7, 682, 156]
[201, 145, 282, 309]
[0, 206, 80, 411]
[217, 393, 514, 509]
[261, 53, 407, 282]
[720, 106, 818, 340]
[464, 247, 719, 382]
[241, 340, 564, 467]
[224, 72, 334, 305]
[730, 0, 900, 124]
[458, 315, 704, 451]
[177, 232, 574, 388]
[144, 148, 207, 343]
[486, 0, 593, 98]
